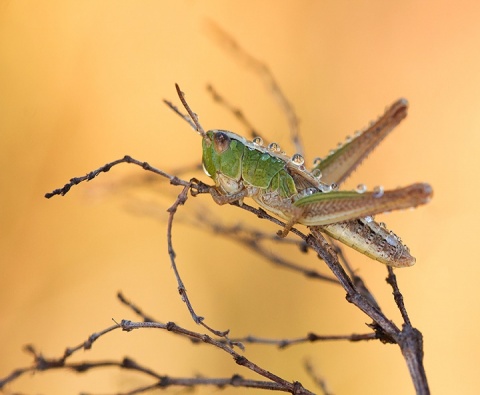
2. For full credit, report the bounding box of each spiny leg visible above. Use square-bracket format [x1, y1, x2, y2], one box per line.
[314, 99, 409, 186]
[294, 183, 432, 227]
[291, 183, 432, 267]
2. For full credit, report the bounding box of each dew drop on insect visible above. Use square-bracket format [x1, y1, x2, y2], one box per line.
[313, 157, 322, 166]
[311, 168, 322, 179]
[373, 185, 384, 198]
[365, 215, 374, 223]
[330, 183, 339, 191]
[322, 184, 332, 193]
[356, 183, 367, 194]
[260, 153, 270, 161]
[386, 234, 398, 246]
[268, 142, 281, 152]
[291, 153, 305, 166]
[202, 162, 211, 177]
[252, 136, 263, 146]
[386, 231, 399, 246]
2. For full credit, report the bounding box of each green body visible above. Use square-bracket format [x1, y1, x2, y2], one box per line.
[202, 130, 297, 199]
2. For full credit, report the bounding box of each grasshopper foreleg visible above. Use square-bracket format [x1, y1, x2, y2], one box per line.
[209, 186, 251, 206]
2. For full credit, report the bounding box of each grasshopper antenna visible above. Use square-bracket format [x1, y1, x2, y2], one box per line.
[174, 83, 209, 141]
[163, 99, 197, 131]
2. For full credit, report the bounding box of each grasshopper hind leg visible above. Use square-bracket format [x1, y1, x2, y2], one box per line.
[319, 220, 416, 267]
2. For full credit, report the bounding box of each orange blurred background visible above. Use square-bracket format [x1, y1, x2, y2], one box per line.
[1, 1, 478, 394]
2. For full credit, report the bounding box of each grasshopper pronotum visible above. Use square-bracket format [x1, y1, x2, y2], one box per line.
[172, 84, 432, 268]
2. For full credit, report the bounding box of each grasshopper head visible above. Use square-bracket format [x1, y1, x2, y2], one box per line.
[172, 85, 244, 186]
[202, 130, 244, 183]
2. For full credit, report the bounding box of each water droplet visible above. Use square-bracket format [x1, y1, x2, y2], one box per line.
[356, 183, 367, 193]
[202, 163, 211, 177]
[322, 184, 333, 193]
[373, 185, 384, 198]
[260, 153, 270, 161]
[253, 136, 263, 146]
[365, 216, 374, 223]
[313, 157, 322, 166]
[291, 153, 304, 166]
[311, 168, 322, 178]
[268, 142, 281, 152]
[330, 183, 339, 191]
[386, 233, 398, 246]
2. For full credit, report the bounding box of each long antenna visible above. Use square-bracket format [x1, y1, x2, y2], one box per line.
[163, 99, 197, 131]
[174, 83, 208, 140]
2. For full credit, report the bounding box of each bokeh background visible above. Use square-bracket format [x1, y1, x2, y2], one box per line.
[1, 1, 478, 394]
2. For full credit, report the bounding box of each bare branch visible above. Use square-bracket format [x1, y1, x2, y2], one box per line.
[304, 360, 333, 395]
[1, 335, 314, 394]
[165, 183, 230, 338]
[386, 266, 411, 326]
[119, 320, 314, 395]
[45, 155, 189, 199]
[224, 332, 377, 349]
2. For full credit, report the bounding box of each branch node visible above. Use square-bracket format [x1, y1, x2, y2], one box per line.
[234, 355, 248, 366]
[120, 319, 134, 332]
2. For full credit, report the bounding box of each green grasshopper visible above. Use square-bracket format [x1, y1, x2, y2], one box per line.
[173, 84, 432, 268]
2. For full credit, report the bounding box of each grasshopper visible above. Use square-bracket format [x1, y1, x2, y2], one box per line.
[173, 84, 432, 268]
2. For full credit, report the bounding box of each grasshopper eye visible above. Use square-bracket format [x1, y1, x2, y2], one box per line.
[213, 131, 231, 153]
